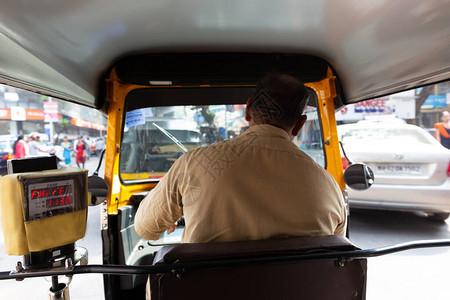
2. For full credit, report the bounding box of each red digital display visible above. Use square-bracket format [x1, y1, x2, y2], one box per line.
[46, 196, 72, 208]
[25, 176, 81, 221]
[31, 185, 70, 199]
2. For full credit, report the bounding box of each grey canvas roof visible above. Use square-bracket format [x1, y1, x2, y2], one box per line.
[0, 1, 449, 108]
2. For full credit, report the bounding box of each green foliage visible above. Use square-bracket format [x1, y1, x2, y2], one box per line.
[60, 118, 70, 128]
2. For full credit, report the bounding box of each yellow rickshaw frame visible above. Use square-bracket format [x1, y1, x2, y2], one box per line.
[103, 68, 345, 215]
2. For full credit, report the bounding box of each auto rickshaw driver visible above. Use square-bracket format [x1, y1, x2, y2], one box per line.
[135, 73, 347, 245]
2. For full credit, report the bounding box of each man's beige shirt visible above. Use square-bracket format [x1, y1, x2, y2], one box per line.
[135, 124, 347, 243]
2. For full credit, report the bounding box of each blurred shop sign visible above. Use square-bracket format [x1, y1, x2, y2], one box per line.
[71, 117, 106, 131]
[11, 106, 26, 121]
[26, 110, 44, 120]
[0, 108, 44, 120]
[337, 97, 415, 121]
[44, 101, 60, 122]
[4, 92, 19, 102]
[421, 95, 447, 109]
[0, 108, 11, 119]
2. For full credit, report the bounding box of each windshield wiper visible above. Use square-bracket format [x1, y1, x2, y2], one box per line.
[152, 123, 188, 153]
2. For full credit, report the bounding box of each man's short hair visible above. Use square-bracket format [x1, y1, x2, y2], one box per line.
[249, 73, 309, 130]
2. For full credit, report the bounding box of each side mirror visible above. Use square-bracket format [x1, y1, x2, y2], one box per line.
[88, 175, 109, 206]
[343, 163, 374, 191]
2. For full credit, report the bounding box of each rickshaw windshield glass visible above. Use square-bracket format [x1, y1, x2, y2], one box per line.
[120, 90, 325, 183]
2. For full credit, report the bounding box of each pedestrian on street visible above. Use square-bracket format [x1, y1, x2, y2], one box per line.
[27, 133, 46, 156]
[75, 136, 87, 169]
[13, 135, 29, 158]
[61, 136, 73, 165]
[85, 137, 92, 160]
[434, 111, 450, 149]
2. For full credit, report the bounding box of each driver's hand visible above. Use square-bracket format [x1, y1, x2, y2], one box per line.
[167, 222, 177, 234]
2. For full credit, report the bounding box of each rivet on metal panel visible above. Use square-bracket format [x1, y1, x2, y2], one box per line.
[15, 261, 24, 273]
[172, 268, 185, 279]
[15, 262, 24, 281]
[101, 201, 109, 230]
[335, 258, 347, 267]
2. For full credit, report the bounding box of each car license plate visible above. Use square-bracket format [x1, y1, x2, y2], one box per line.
[376, 164, 421, 175]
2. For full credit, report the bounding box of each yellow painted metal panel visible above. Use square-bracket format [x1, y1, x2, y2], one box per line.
[104, 68, 345, 214]
[306, 69, 345, 191]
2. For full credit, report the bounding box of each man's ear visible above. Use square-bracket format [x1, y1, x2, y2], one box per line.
[245, 98, 252, 122]
[291, 115, 307, 137]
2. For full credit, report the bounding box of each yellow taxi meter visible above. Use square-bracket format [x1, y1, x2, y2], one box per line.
[0, 167, 88, 256]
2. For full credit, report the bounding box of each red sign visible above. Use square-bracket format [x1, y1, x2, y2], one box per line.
[0, 108, 45, 120]
[26, 110, 45, 120]
[71, 118, 106, 131]
[0, 109, 11, 119]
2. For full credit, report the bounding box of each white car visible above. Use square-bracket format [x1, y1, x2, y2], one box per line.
[338, 122, 450, 221]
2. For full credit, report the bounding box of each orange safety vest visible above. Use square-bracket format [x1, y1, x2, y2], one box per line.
[435, 122, 450, 138]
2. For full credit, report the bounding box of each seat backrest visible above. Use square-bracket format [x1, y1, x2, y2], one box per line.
[150, 235, 367, 300]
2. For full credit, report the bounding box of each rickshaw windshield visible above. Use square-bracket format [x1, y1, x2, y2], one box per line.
[119, 88, 325, 183]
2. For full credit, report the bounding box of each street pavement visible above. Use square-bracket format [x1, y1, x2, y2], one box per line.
[349, 209, 450, 300]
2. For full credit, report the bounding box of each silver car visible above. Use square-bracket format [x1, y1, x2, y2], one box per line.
[338, 121, 450, 221]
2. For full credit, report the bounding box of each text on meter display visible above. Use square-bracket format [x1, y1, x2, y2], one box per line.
[26, 179, 75, 221]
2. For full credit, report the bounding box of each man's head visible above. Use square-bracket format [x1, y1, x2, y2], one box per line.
[442, 111, 450, 123]
[28, 133, 37, 141]
[245, 73, 309, 138]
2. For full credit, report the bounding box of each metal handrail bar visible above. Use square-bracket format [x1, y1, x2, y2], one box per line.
[1, 239, 449, 281]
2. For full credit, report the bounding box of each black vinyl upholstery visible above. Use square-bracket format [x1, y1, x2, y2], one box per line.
[150, 235, 367, 300]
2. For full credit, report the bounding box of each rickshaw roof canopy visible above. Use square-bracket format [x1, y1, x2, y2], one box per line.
[0, 0, 449, 107]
